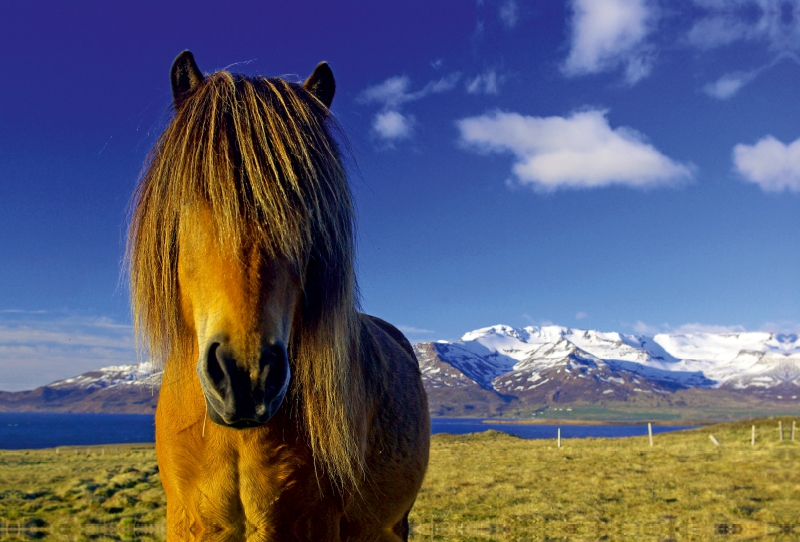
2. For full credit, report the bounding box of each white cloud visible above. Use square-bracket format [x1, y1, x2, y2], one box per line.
[688, 0, 800, 52]
[703, 71, 757, 99]
[631, 320, 747, 335]
[0, 313, 136, 391]
[522, 314, 554, 326]
[428, 74, 462, 93]
[0, 325, 131, 349]
[359, 73, 460, 143]
[372, 111, 414, 141]
[558, 1, 800, 93]
[758, 321, 800, 333]
[576, 312, 588, 320]
[671, 323, 747, 334]
[632, 320, 663, 335]
[733, 135, 800, 192]
[562, 0, 658, 84]
[457, 109, 693, 191]
[688, 3, 800, 98]
[633, 319, 800, 335]
[397, 325, 435, 334]
[498, 0, 519, 29]
[687, 13, 753, 50]
[359, 76, 412, 109]
[702, 53, 796, 99]
[359, 74, 461, 109]
[466, 70, 500, 94]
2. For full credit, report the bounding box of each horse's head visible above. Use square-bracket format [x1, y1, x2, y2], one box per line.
[130, 51, 351, 430]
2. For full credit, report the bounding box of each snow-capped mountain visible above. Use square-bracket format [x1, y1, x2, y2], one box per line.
[417, 325, 800, 409]
[2, 324, 799, 415]
[47, 362, 161, 391]
[0, 363, 161, 413]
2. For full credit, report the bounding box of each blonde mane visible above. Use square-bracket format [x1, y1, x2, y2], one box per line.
[127, 70, 365, 488]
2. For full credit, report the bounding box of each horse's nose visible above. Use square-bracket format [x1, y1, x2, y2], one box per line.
[197, 336, 290, 428]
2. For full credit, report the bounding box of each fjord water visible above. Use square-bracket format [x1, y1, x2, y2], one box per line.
[0, 413, 695, 449]
[0, 413, 156, 449]
[431, 418, 697, 439]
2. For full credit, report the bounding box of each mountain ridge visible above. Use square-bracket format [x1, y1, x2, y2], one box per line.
[2, 324, 799, 418]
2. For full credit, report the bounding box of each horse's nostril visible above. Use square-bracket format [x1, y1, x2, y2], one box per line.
[206, 342, 225, 386]
[258, 343, 289, 395]
[259, 344, 282, 371]
[198, 338, 290, 427]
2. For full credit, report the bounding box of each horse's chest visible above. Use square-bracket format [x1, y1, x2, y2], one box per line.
[164, 422, 341, 539]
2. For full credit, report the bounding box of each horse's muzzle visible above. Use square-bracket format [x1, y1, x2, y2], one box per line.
[197, 336, 290, 429]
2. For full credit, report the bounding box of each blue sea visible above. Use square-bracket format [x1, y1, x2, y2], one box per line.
[433, 417, 697, 440]
[0, 412, 696, 450]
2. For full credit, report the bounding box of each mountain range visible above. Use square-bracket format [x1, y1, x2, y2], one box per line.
[417, 325, 800, 417]
[2, 325, 799, 418]
[0, 363, 160, 414]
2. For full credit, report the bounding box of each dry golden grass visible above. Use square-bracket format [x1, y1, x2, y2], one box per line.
[410, 417, 800, 541]
[0, 417, 797, 541]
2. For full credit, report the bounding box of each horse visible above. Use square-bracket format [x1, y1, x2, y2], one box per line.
[127, 51, 430, 541]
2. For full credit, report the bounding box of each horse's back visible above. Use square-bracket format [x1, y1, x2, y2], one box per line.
[365, 315, 416, 359]
[346, 314, 429, 540]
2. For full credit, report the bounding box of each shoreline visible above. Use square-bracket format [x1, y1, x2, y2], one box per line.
[481, 418, 714, 426]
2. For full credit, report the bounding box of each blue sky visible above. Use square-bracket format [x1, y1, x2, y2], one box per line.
[3, 0, 800, 390]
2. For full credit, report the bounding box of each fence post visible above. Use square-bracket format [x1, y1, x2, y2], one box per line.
[780, 421, 784, 441]
[792, 421, 796, 441]
[709, 434, 720, 446]
[648, 422, 653, 447]
[558, 427, 561, 448]
[751, 425, 755, 446]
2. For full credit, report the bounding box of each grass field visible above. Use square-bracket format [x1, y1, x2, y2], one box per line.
[0, 417, 797, 541]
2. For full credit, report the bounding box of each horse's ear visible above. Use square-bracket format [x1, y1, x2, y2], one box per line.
[304, 62, 335, 109]
[170, 50, 204, 109]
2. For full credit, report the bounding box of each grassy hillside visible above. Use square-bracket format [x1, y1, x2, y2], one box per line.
[428, 386, 800, 421]
[0, 417, 797, 540]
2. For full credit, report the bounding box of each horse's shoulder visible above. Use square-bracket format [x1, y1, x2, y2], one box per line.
[359, 313, 417, 366]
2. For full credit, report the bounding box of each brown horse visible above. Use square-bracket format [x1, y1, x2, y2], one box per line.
[128, 51, 429, 541]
